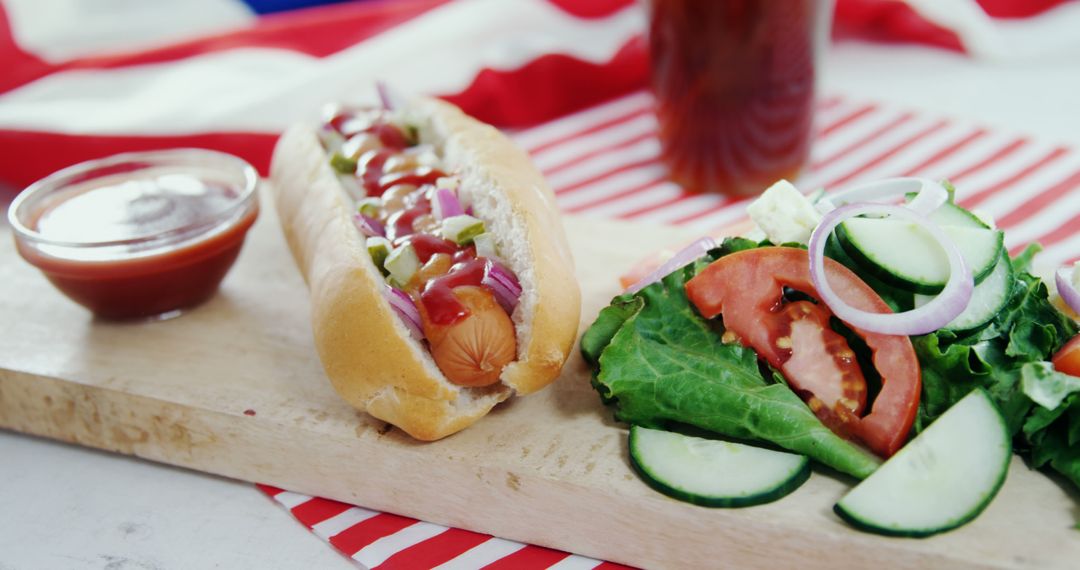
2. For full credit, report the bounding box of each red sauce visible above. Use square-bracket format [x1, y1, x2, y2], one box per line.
[359, 149, 393, 196]
[328, 109, 410, 149]
[322, 109, 517, 331]
[377, 167, 445, 195]
[14, 173, 257, 320]
[395, 234, 457, 263]
[387, 200, 433, 240]
[371, 123, 410, 149]
[421, 258, 487, 325]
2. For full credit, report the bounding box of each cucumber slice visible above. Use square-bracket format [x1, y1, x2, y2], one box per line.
[441, 214, 485, 246]
[914, 253, 1012, 333]
[927, 201, 990, 229]
[837, 218, 1003, 293]
[366, 236, 392, 276]
[825, 234, 914, 313]
[628, 426, 810, 508]
[385, 243, 420, 287]
[834, 389, 1011, 538]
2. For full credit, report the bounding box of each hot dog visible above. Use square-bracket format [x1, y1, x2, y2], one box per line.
[269, 96, 580, 440]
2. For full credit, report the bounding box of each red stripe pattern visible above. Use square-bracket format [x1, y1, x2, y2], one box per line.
[256, 90, 1080, 568]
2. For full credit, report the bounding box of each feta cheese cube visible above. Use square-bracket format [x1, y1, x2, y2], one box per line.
[746, 180, 821, 245]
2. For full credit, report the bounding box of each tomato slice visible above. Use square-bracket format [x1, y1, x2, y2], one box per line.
[685, 246, 921, 458]
[1052, 334, 1080, 377]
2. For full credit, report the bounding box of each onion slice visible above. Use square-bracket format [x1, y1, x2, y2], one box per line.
[626, 236, 717, 294]
[376, 81, 394, 111]
[808, 203, 974, 336]
[1056, 265, 1080, 315]
[375, 81, 407, 112]
[816, 177, 949, 217]
[432, 187, 464, 220]
[483, 261, 523, 313]
[353, 213, 385, 237]
[384, 285, 424, 340]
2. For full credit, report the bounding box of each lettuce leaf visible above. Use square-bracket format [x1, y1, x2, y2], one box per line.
[582, 252, 880, 480]
[913, 263, 1079, 489]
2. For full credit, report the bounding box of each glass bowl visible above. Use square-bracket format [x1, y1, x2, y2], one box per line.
[8, 149, 259, 320]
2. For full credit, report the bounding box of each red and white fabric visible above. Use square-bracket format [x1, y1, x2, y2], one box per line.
[4, 0, 1080, 190]
[3, 0, 1079, 567]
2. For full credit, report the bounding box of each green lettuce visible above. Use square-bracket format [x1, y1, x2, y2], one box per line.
[581, 248, 880, 480]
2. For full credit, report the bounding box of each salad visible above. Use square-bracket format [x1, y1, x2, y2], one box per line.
[582, 178, 1080, 537]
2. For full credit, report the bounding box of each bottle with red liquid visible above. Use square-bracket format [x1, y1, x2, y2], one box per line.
[648, 0, 831, 197]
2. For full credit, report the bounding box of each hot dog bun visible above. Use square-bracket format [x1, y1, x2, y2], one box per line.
[270, 97, 580, 440]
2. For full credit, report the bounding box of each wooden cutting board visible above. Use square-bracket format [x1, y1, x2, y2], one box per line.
[1, 188, 1077, 569]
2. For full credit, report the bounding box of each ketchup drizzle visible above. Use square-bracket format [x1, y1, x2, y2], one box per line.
[421, 258, 487, 325]
[378, 168, 445, 195]
[359, 150, 393, 196]
[394, 234, 458, 263]
[324, 109, 517, 330]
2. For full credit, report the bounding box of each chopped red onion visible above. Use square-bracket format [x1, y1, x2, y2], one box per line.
[375, 81, 407, 112]
[432, 187, 464, 221]
[808, 203, 974, 336]
[483, 261, 522, 313]
[816, 177, 949, 217]
[626, 237, 718, 294]
[376, 81, 393, 111]
[383, 285, 424, 340]
[1056, 266, 1080, 315]
[353, 213, 385, 237]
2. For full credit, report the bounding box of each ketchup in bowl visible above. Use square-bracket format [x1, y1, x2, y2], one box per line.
[8, 149, 259, 320]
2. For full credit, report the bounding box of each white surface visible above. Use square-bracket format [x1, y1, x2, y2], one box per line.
[826, 41, 1080, 148]
[3, 38, 1080, 569]
[0, 432, 354, 570]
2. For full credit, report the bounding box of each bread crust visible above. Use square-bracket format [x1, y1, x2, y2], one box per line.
[270, 98, 579, 440]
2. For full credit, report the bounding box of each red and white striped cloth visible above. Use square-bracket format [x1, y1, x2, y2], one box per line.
[511, 89, 1080, 269]
[254, 89, 1079, 569]
[257, 485, 632, 569]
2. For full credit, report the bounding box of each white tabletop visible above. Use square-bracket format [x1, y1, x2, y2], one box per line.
[3, 40, 1079, 569]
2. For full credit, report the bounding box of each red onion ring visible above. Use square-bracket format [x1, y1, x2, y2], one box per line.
[376, 81, 394, 111]
[483, 261, 522, 313]
[808, 203, 974, 336]
[817, 177, 949, 217]
[626, 237, 717, 294]
[375, 81, 407, 112]
[383, 285, 424, 340]
[1056, 265, 1080, 315]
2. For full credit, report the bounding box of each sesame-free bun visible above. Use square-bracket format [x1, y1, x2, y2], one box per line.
[270, 97, 580, 440]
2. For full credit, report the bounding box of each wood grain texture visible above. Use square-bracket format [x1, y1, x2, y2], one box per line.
[1, 188, 1077, 569]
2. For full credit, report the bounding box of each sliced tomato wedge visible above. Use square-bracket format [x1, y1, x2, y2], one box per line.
[685, 246, 921, 458]
[1052, 334, 1080, 377]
